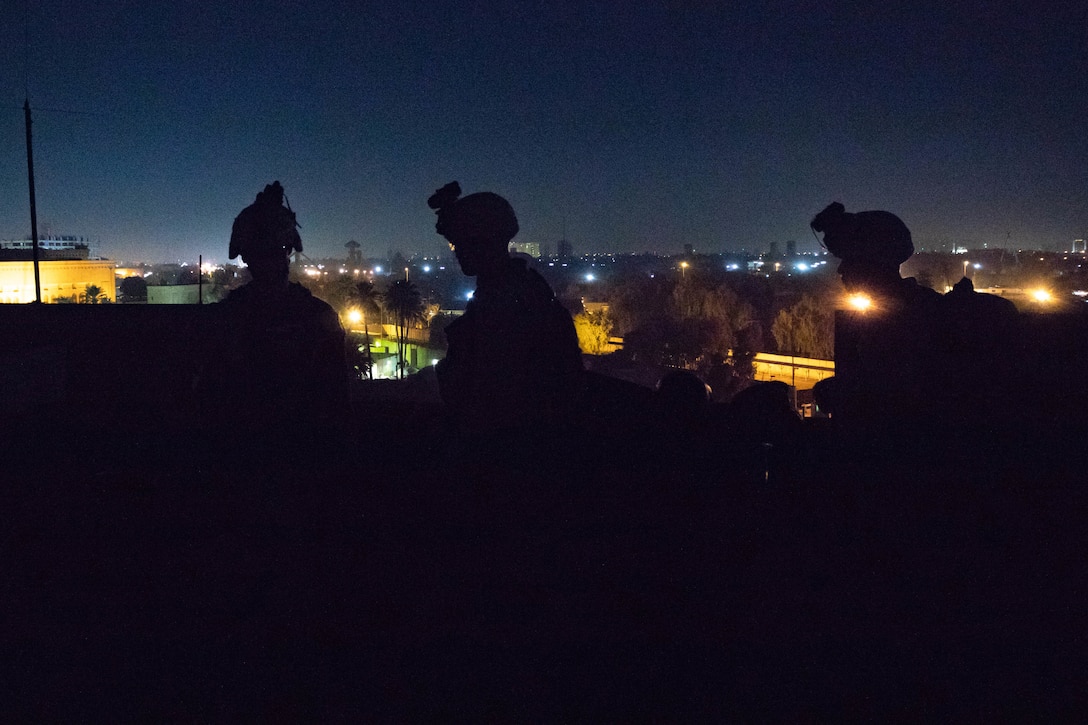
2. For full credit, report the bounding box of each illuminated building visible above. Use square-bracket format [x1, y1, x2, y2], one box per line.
[0, 259, 117, 303]
[0, 236, 116, 303]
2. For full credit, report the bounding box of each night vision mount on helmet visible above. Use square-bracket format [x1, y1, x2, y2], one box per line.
[811, 201, 914, 266]
[229, 181, 303, 260]
[428, 181, 519, 245]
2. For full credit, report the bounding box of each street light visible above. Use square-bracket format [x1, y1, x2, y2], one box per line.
[847, 293, 873, 312]
[680, 261, 689, 279]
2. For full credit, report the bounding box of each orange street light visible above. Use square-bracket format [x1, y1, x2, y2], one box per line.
[1031, 288, 1053, 303]
[680, 261, 689, 279]
[847, 293, 873, 312]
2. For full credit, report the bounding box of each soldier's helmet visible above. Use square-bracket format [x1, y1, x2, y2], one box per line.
[229, 181, 303, 260]
[811, 202, 913, 266]
[428, 181, 519, 246]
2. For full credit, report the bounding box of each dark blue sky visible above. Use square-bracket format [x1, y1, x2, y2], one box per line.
[2, 1, 1086, 263]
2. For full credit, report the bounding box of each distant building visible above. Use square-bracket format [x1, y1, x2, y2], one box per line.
[509, 241, 541, 258]
[147, 284, 206, 304]
[1072, 239, 1086, 254]
[557, 239, 573, 258]
[786, 240, 797, 257]
[0, 236, 93, 261]
[769, 241, 780, 258]
[582, 300, 609, 315]
[683, 243, 694, 256]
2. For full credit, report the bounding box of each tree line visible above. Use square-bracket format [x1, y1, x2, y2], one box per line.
[300, 261, 840, 381]
[569, 266, 838, 375]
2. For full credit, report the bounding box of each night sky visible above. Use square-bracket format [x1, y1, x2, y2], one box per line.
[1, 1, 1085, 263]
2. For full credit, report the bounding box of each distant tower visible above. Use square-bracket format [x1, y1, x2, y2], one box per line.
[683, 243, 694, 257]
[1073, 239, 1086, 254]
[769, 241, 780, 258]
[557, 239, 573, 259]
[786, 240, 797, 257]
[345, 239, 362, 266]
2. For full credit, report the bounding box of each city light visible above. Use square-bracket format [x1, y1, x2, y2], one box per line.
[796, 263, 809, 272]
[585, 273, 595, 282]
[847, 293, 873, 311]
[1031, 289, 1053, 303]
[346, 309, 362, 324]
[465, 290, 474, 300]
[375, 266, 383, 274]
[422, 265, 431, 273]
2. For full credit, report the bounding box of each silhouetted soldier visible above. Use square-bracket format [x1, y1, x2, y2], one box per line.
[811, 202, 942, 458]
[648, 369, 715, 467]
[813, 202, 940, 310]
[941, 275, 1018, 349]
[725, 381, 803, 473]
[208, 181, 348, 461]
[427, 181, 583, 446]
[939, 275, 1020, 461]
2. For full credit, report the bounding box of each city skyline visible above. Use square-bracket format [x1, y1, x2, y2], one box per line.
[2, 1, 1086, 263]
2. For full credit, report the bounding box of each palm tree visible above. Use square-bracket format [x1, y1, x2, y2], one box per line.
[82, 284, 106, 304]
[383, 279, 425, 378]
[350, 280, 382, 379]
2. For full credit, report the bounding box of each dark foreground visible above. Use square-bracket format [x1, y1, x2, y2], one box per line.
[2, 421, 1084, 720]
[1, 305, 1085, 718]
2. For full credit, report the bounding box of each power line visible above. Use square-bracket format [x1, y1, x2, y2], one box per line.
[1, 104, 105, 116]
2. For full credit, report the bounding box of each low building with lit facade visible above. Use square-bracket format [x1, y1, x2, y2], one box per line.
[0, 259, 117, 303]
[147, 284, 201, 304]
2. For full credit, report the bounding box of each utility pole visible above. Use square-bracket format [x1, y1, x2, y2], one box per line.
[24, 98, 41, 303]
